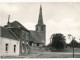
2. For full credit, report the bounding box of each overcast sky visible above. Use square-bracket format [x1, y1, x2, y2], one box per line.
[0, 2, 80, 45]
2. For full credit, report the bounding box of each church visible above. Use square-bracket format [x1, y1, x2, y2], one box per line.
[29, 5, 46, 47]
[0, 5, 46, 56]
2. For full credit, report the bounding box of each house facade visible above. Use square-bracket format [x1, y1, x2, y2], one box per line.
[0, 37, 20, 56]
[0, 26, 20, 56]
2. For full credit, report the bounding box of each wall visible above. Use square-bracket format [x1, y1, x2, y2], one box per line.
[19, 29, 30, 54]
[0, 37, 20, 56]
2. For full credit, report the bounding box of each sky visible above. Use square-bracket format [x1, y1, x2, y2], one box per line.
[0, 2, 80, 45]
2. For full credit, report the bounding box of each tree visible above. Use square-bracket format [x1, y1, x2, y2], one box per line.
[70, 39, 78, 47]
[51, 33, 66, 50]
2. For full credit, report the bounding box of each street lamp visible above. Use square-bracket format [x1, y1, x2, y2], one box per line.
[68, 34, 74, 58]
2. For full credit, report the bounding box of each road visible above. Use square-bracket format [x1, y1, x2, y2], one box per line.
[29, 52, 80, 58]
[1, 52, 80, 58]
[1, 48, 80, 58]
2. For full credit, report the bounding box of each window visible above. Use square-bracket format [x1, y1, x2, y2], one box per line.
[22, 31, 26, 39]
[26, 32, 29, 39]
[41, 26, 44, 31]
[36, 26, 38, 31]
[14, 45, 16, 52]
[37, 43, 39, 46]
[5, 44, 8, 52]
[29, 41, 33, 46]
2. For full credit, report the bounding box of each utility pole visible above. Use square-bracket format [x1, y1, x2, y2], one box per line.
[68, 34, 74, 58]
[73, 42, 74, 58]
[72, 37, 75, 58]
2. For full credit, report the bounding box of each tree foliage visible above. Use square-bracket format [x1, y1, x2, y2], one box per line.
[51, 33, 66, 50]
[70, 39, 78, 47]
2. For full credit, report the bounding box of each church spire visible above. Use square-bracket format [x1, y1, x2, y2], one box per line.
[38, 5, 44, 25]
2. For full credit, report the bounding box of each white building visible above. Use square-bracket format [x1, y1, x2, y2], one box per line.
[0, 26, 20, 56]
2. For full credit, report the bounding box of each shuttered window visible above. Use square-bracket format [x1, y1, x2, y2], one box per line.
[5, 44, 8, 52]
[14, 45, 16, 52]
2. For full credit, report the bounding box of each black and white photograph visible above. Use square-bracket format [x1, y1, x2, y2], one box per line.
[0, 2, 80, 58]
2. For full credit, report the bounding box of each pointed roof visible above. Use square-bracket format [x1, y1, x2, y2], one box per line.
[37, 5, 44, 25]
[0, 26, 19, 40]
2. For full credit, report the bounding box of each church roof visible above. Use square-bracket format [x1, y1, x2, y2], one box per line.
[30, 30, 44, 43]
[0, 26, 19, 40]
[11, 21, 26, 28]
[4, 21, 30, 32]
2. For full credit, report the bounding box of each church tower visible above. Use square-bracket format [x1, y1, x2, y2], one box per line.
[36, 5, 46, 46]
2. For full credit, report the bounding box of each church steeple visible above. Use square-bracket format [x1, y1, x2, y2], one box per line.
[38, 5, 44, 25]
[35, 5, 46, 46]
[36, 5, 45, 32]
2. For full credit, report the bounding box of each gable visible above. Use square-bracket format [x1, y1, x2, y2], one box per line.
[0, 26, 19, 40]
